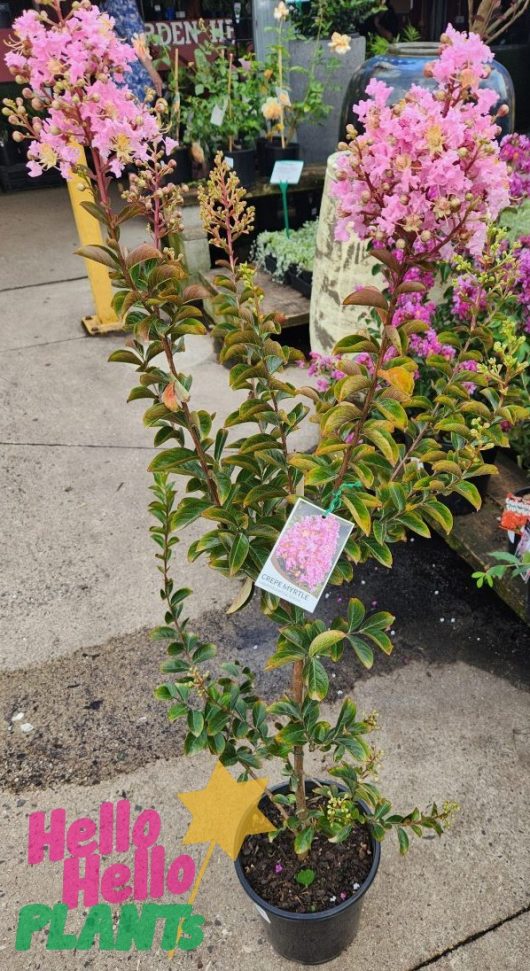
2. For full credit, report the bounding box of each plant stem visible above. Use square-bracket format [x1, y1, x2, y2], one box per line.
[291, 659, 307, 819]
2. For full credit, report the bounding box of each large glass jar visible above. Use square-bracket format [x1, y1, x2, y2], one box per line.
[339, 42, 515, 140]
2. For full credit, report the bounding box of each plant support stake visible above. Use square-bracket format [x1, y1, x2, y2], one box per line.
[279, 181, 290, 237]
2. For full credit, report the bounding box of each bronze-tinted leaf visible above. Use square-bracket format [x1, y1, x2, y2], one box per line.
[125, 244, 162, 268]
[343, 287, 388, 310]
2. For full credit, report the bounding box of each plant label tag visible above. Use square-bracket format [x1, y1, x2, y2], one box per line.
[210, 100, 227, 126]
[225, 156, 234, 169]
[255, 498, 353, 612]
[499, 492, 530, 536]
[270, 160, 304, 185]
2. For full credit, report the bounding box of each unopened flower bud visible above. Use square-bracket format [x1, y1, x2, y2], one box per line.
[440, 32, 450, 44]
[396, 238, 406, 250]
[421, 230, 432, 242]
[22, 87, 32, 98]
[31, 98, 43, 111]
[15, 75, 25, 85]
[423, 63, 434, 78]
[496, 103, 509, 117]
[457, 147, 468, 158]
[12, 131, 24, 142]
[8, 114, 18, 124]
[360, 190, 370, 203]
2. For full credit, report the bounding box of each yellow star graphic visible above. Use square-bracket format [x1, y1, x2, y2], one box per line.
[177, 761, 276, 860]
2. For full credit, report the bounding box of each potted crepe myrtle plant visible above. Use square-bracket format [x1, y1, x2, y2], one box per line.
[5, 6, 529, 963]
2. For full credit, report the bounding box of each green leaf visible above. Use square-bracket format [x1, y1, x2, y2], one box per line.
[187, 711, 205, 737]
[347, 598, 366, 631]
[308, 630, 345, 657]
[398, 511, 431, 538]
[149, 448, 198, 472]
[349, 636, 374, 669]
[423, 500, 453, 534]
[192, 643, 217, 663]
[108, 350, 142, 365]
[343, 494, 371, 536]
[294, 828, 315, 855]
[452, 481, 482, 510]
[265, 643, 306, 670]
[229, 534, 250, 576]
[397, 827, 410, 854]
[362, 537, 393, 568]
[295, 868, 316, 887]
[306, 658, 329, 700]
[172, 498, 211, 529]
[226, 577, 254, 615]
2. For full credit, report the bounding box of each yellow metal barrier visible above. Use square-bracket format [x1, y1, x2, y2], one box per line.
[67, 146, 122, 335]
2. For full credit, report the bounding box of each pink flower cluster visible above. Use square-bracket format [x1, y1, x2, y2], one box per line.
[274, 514, 341, 591]
[455, 358, 479, 395]
[6, 5, 133, 92]
[452, 275, 488, 319]
[500, 133, 530, 202]
[409, 329, 456, 361]
[5, 1, 159, 178]
[303, 352, 345, 392]
[333, 25, 510, 259]
[518, 246, 530, 332]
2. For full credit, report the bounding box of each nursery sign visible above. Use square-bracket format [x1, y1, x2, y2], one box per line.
[14, 764, 274, 955]
[15, 800, 204, 953]
[144, 18, 234, 59]
[256, 498, 353, 612]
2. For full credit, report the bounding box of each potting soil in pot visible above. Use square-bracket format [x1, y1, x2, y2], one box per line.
[239, 795, 373, 913]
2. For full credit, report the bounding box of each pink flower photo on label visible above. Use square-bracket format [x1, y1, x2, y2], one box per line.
[273, 513, 341, 593]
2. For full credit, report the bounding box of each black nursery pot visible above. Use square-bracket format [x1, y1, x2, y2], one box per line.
[227, 147, 256, 190]
[165, 145, 192, 185]
[287, 266, 312, 298]
[260, 139, 300, 178]
[234, 781, 381, 965]
[440, 446, 497, 517]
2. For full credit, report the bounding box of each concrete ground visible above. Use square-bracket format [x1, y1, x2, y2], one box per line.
[1, 186, 529, 971]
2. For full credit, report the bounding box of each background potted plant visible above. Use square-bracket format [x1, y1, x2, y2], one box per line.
[252, 218, 317, 295]
[150, 37, 194, 184]
[183, 31, 261, 188]
[5, 5, 529, 963]
[259, 1, 343, 174]
[287, 0, 378, 163]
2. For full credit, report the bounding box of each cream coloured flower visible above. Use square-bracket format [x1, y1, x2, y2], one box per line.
[328, 32, 351, 55]
[273, 2, 289, 21]
[262, 97, 282, 122]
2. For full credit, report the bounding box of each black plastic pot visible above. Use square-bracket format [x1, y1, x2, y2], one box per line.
[235, 781, 380, 965]
[226, 147, 256, 190]
[287, 266, 312, 298]
[165, 145, 192, 186]
[440, 446, 497, 517]
[260, 140, 300, 178]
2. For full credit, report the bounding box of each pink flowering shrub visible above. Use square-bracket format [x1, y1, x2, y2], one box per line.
[273, 514, 341, 591]
[3, 0, 160, 178]
[500, 133, 530, 202]
[333, 25, 509, 259]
